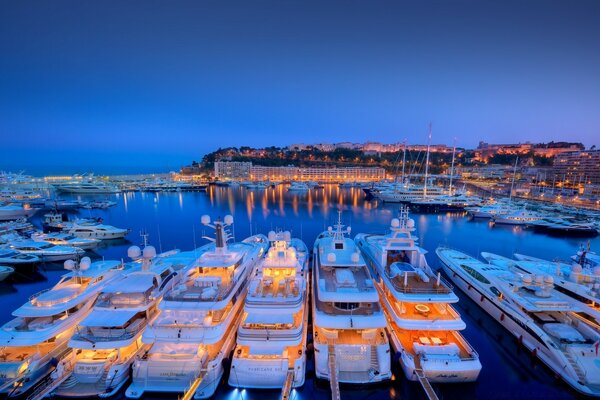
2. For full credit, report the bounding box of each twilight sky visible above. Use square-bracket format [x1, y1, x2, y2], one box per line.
[1, 0, 599, 174]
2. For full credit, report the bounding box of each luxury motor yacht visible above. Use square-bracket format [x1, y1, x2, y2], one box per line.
[66, 220, 130, 240]
[376, 185, 446, 203]
[312, 212, 391, 391]
[528, 218, 598, 237]
[0, 204, 39, 221]
[356, 208, 481, 382]
[51, 245, 190, 397]
[437, 247, 600, 397]
[288, 182, 310, 192]
[0, 257, 124, 397]
[409, 193, 482, 213]
[491, 209, 543, 225]
[125, 215, 268, 400]
[32, 232, 101, 250]
[465, 202, 511, 219]
[53, 182, 120, 194]
[229, 231, 309, 389]
[9, 240, 85, 262]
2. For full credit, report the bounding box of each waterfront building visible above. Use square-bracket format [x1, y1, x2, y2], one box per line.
[214, 161, 252, 180]
[249, 165, 385, 182]
[553, 150, 600, 185]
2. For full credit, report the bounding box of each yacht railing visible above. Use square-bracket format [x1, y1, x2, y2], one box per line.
[74, 318, 147, 342]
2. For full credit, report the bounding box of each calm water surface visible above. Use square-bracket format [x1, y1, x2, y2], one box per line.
[4, 185, 599, 400]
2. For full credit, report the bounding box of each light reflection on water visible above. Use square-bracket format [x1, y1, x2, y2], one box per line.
[2, 184, 597, 399]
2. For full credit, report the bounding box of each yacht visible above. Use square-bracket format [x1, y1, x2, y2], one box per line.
[0, 248, 40, 265]
[9, 241, 85, 262]
[312, 212, 391, 389]
[437, 247, 600, 397]
[465, 202, 511, 219]
[377, 185, 446, 203]
[491, 209, 543, 225]
[32, 232, 101, 250]
[229, 231, 309, 389]
[0, 204, 39, 221]
[125, 215, 268, 399]
[528, 218, 598, 237]
[573, 246, 600, 269]
[0, 258, 124, 397]
[410, 193, 482, 213]
[288, 182, 310, 192]
[54, 182, 120, 194]
[356, 208, 481, 382]
[51, 246, 190, 397]
[66, 220, 130, 240]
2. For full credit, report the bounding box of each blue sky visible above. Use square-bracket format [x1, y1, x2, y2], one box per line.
[1, 0, 599, 174]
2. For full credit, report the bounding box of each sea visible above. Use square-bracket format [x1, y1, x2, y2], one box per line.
[3, 184, 599, 400]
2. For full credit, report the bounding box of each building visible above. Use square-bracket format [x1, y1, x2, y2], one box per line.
[553, 150, 600, 185]
[249, 165, 385, 182]
[214, 161, 252, 180]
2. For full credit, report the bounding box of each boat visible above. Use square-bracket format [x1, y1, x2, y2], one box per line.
[0, 248, 40, 265]
[228, 231, 309, 389]
[53, 182, 120, 194]
[288, 182, 310, 192]
[0, 204, 39, 221]
[0, 265, 14, 282]
[437, 247, 600, 397]
[312, 212, 391, 388]
[409, 193, 482, 213]
[0, 257, 124, 397]
[528, 218, 598, 237]
[125, 215, 268, 399]
[31, 232, 101, 250]
[465, 201, 511, 219]
[572, 245, 600, 269]
[66, 220, 130, 240]
[356, 208, 481, 382]
[51, 246, 191, 398]
[482, 252, 600, 325]
[9, 241, 85, 262]
[491, 209, 543, 225]
[376, 185, 446, 203]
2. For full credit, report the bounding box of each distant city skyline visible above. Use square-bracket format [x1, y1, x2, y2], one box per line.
[1, 0, 599, 174]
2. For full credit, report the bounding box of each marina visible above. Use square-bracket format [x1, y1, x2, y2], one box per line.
[0, 183, 599, 399]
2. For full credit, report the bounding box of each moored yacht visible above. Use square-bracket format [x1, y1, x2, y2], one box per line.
[312, 212, 391, 389]
[0, 248, 40, 265]
[0, 204, 39, 221]
[51, 245, 189, 397]
[66, 220, 130, 240]
[437, 247, 600, 397]
[32, 232, 101, 250]
[54, 181, 120, 194]
[9, 240, 85, 262]
[0, 257, 123, 397]
[125, 215, 268, 400]
[229, 231, 309, 389]
[356, 208, 481, 382]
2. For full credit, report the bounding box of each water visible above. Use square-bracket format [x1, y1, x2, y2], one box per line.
[4, 184, 599, 400]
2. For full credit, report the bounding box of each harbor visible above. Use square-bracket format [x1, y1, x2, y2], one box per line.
[0, 182, 599, 400]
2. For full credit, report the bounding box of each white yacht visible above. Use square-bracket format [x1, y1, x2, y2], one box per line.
[125, 215, 268, 400]
[491, 209, 543, 225]
[66, 220, 130, 240]
[54, 182, 120, 194]
[409, 193, 482, 212]
[229, 231, 309, 389]
[465, 202, 511, 219]
[437, 247, 600, 397]
[9, 241, 85, 262]
[32, 232, 101, 250]
[356, 209, 481, 382]
[0, 258, 123, 397]
[0, 204, 39, 221]
[51, 246, 189, 397]
[312, 213, 391, 390]
[288, 182, 310, 192]
[377, 185, 445, 203]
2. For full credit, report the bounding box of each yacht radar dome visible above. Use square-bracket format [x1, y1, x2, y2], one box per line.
[391, 218, 400, 228]
[201, 215, 211, 225]
[128, 245, 142, 259]
[268, 231, 276, 241]
[64, 259, 76, 271]
[79, 257, 91, 270]
[224, 215, 234, 225]
[143, 246, 157, 259]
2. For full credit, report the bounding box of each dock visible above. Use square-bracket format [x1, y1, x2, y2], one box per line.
[327, 344, 341, 400]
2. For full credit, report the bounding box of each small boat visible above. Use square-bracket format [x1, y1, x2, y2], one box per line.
[0, 265, 14, 281]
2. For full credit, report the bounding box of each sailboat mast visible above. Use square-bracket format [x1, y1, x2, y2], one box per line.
[449, 138, 456, 194]
[401, 140, 407, 184]
[509, 156, 518, 203]
[424, 123, 432, 198]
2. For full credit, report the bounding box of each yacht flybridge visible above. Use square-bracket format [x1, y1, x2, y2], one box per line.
[50, 245, 191, 398]
[356, 208, 481, 383]
[125, 215, 268, 400]
[229, 231, 309, 389]
[312, 212, 391, 389]
[0, 257, 123, 397]
[437, 247, 600, 397]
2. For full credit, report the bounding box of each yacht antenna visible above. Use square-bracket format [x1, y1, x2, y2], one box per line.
[424, 123, 432, 198]
[157, 224, 163, 254]
[401, 140, 407, 184]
